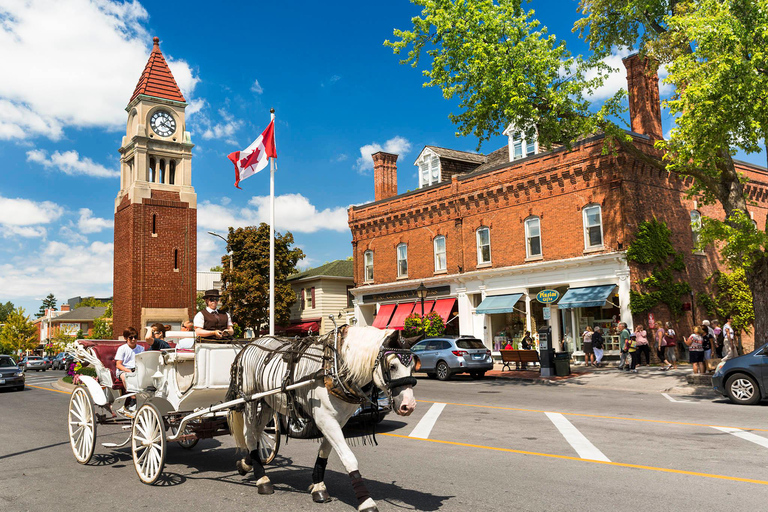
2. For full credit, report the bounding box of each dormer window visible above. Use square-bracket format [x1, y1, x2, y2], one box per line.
[416, 150, 441, 188]
[504, 124, 538, 161]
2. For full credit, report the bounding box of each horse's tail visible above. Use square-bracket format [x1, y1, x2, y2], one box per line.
[227, 410, 247, 452]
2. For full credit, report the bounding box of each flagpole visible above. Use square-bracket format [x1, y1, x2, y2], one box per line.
[269, 108, 275, 336]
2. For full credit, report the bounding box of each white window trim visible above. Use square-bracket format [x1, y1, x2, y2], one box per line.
[434, 235, 447, 272]
[414, 148, 441, 189]
[364, 250, 374, 283]
[582, 204, 604, 250]
[524, 217, 542, 259]
[397, 243, 408, 278]
[503, 124, 539, 162]
[476, 227, 491, 265]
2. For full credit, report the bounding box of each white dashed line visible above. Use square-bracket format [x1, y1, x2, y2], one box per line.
[662, 393, 693, 403]
[409, 402, 446, 439]
[546, 412, 610, 462]
[712, 426, 768, 450]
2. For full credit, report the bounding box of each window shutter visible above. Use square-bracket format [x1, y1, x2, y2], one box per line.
[310, 287, 316, 308]
[300, 288, 305, 310]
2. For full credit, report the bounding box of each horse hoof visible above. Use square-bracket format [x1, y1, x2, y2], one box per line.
[257, 482, 274, 495]
[236, 459, 251, 476]
[312, 490, 331, 503]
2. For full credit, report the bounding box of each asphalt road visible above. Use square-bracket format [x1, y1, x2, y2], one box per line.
[2, 370, 768, 511]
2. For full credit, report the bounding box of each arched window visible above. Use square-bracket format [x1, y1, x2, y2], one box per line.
[583, 205, 604, 249]
[169, 160, 176, 185]
[159, 159, 166, 184]
[525, 217, 541, 258]
[690, 210, 702, 248]
[434, 235, 446, 272]
[148, 157, 156, 182]
[397, 243, 408, 278]
[364, 251, 374, 283]
[476, 227, 491, 264]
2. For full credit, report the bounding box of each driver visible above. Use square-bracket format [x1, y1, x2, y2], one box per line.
[194, 289, 234, 341]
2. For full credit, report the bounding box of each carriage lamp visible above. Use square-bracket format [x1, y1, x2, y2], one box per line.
[415, 282, 429, 316]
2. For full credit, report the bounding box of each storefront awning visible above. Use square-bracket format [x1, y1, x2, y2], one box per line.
[557, 285, 615, 309]
[277, 319, 321, 335]
[475, 293, 523, 315]
[372, 303, 396, 329]
[387, 302, 415, 330]
[432, 298, 456, 322]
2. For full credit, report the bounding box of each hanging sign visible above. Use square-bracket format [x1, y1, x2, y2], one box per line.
[542, 307, 551, 320]
[536, 289, 560, 304]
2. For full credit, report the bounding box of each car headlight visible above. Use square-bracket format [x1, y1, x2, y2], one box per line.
[714, 361, 726, 375]
[15, 371, 23, 377]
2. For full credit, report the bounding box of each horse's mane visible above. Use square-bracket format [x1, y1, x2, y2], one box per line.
[340, 326, 393, 387]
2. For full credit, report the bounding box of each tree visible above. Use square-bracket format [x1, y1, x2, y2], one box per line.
[89, 302, 113, 340]
[0, 307, 37, 355]
[387, 0, 768, 346]
[220, 224, 305, 332]
[0, 301, 14, 323]
[75, 297, 110, 308]
[37, 293, 57, 317]
[210, 265, 224, 272]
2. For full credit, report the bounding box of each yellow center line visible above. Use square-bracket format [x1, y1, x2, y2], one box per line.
[380, 433, 768, 486]
[415, 399, 768, 432]
[26, 384, 71, 395]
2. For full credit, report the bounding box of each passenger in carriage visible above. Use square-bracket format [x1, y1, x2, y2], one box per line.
[115, 327, 145, 387]
[146, 323, 171, 351]
[194, 289, 234, 342]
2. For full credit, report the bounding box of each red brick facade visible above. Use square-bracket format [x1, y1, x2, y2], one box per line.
[373, 151, 398, 202]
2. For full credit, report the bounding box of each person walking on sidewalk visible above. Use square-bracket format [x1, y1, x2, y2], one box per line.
[664, 322, 678, 370]
[582, 326, 594, 366]
[655, 324, 671, 369]
[685, 326, 705, 374]
[627, 331, 638, 372]
[722, 316, 736, 361]
[702, 320, 714, 373]
[634, 324, 650, 366]
[592, 326, 605, 367]
[712, 319, 723, 358]
[618, 323, 631, 371]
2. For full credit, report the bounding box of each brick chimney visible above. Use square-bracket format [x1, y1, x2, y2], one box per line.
[622, 54, 663, 141]
[60, 304, 71, 312]
[372, 151, 398, 201]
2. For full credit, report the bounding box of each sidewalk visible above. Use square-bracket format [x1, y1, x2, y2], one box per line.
[486, 363, 717, 397]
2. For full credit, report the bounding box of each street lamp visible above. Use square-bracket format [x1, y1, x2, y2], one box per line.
[415, 282, 429, 316]
[208, 231, 233, 271]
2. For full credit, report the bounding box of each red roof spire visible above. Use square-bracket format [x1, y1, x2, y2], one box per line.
[129, 37, 186, 104]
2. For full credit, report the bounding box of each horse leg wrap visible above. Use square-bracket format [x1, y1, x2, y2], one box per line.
[249, 450, 273, 494]
[349, 470, 371, 507]
[312, 456, 328, 484]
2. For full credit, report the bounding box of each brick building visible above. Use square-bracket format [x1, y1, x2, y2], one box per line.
[113, 37, 197, 338]
[348, 54, 768, 357]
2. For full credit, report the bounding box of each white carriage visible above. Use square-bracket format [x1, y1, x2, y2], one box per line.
[67, 335, 282, 484]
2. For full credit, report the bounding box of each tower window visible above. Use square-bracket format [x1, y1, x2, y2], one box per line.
[159, 159, 166, 184]
[152, 214, 157, 235]
[149, 157, 156, 182]
[174, 248, 179, 270]
[169, 160, 176, 185]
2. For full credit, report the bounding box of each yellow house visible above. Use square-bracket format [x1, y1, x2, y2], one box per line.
[283, 260, 354, 335]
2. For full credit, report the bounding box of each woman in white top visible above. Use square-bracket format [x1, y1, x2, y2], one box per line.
[582, 326, 594, 366]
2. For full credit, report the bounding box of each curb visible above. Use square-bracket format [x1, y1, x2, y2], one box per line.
[51, 378, 76, 393]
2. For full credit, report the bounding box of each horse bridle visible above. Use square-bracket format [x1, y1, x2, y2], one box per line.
[373, 348, 418, 404]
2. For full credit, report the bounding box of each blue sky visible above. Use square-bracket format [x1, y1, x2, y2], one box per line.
[1, 0, 765, 316]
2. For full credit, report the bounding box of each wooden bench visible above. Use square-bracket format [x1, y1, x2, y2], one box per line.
[500, 349, 540, 371]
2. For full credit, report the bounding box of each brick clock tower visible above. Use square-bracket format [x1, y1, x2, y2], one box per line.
[113, 37, 197, 337]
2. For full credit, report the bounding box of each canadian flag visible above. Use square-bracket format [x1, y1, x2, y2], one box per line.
[228, 120, 277, 189]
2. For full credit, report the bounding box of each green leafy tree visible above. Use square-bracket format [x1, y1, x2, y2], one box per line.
[220, 224, 305, 332]
[37, 293, 57, 318]
[0, 301, 14, 323]
[210, 265, 224, 272]
[75, 297, 110, 308]
[698, 269, 754, 333]
[388, 0, 768, 346]
[0, 307, 37, 355]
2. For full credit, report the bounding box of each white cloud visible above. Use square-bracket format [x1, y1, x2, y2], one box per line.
[355, 136, 412, 173]
[0, 0, 200, 140]
[0, 196, 64, 232]
[186, 98, 206, 118]
[27, 149, 119, 178]
[201, 108, 242, 141]
[251, 79, 264, 94]
[78, 208, 114, 233]
[583, 47, 633, 102]
[197, 193, 349, 234]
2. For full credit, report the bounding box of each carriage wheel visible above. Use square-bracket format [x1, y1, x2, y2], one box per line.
[257, 410, 281, 465]
[131, 403, 166, 484]
[68, 387, 96, 464]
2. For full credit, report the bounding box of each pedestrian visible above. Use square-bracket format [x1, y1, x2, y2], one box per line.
[685, 326, 705, 374]
[521, 331, 532, 350]
[592, 326, 604, 367]
[582, 326, 594, 366]
[702, 320, 714, 372]
[618, 322, 631, 371]
[655, 323, 671, 369]
[712, 320, 723, 358]
[627, 331, 638, 372]
[722, 316, 736, 361]
[634, 324, 650, 366]
[663, 322, 678, 370]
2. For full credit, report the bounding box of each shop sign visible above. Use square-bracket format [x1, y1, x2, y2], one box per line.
[542, 307, 551, 320]
[536, 289, 560, 304]
[361, 285, 450, 304]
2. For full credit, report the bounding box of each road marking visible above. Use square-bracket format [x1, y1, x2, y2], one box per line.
[409, 402, 446, 439]
[546, 412, 610, 462]
[26, 384, 70, 394]
[712, 426, 768, 449]
[415, 399, 768, 432]
[380, 432, 768, 486]
[662, 393, 693, 403]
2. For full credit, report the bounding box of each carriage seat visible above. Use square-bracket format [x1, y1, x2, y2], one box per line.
[79, 340, 165, 391]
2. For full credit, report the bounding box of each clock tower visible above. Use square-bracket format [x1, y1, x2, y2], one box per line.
[113, 37, 197, 337]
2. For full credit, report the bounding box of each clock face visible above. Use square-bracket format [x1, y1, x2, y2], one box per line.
[150, 110, 176, 137]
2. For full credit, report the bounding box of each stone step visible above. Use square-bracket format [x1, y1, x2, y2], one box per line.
[686, 373, 713, 386]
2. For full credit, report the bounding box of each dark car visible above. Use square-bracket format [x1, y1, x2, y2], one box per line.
[411, 335, 493, 380]
[19, 356, 47, 372]
[712, 344, 768, 405]
[0, 355, 25, 391]
[42, 356, 54, 370]
[52, 353, 74, 371]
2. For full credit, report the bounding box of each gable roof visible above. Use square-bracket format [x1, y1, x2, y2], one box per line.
[419, 146, 486, 165]
[52, 307, 107, 322]
[129, 37, 186, 104]
[288, 259, 354, 282]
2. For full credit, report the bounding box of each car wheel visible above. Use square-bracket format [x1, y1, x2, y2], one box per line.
[470, 371, 486, 380]
[725, 373, 761, 405]
[436, 361, 451, 381]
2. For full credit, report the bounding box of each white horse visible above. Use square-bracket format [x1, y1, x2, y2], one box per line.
[227, 325, 418, 512]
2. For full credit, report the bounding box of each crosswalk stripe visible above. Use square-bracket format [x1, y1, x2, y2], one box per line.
[546, 412, 610, 462]
[712, 426, 768, 449]
[409, 402, 446, 439]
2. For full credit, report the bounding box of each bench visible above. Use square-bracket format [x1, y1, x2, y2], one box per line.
[78, 340, 173, 391]
[500, 349, 540, 371]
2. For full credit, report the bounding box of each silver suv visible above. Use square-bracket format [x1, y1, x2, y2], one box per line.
[411, 336, 493, 381]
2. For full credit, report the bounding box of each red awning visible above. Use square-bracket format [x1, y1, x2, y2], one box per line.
[413, 300, 435, 316]
[432, 298, 456, 323]
[278, 319, 321, 335]
[387, 302, 416, 330]
[372, 303, 396, 329]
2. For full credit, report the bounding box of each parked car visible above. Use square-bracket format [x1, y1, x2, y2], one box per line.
[713, 344, 768, 405]
[42, 356, 54, 370]
[0, 355, 25, 391]
[52, 353, 74, 371]
[411, 336, 493, 381]
[19, 356, 47, 372]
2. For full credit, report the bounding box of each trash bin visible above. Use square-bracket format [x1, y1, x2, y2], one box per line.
[553, 352, 571, 376]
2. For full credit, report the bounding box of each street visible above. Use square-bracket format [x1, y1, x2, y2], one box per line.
[2, 370, 768, 511]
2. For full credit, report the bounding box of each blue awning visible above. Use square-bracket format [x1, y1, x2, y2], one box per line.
[557, 285, 616, 309]
[475, 293, 524, 315]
